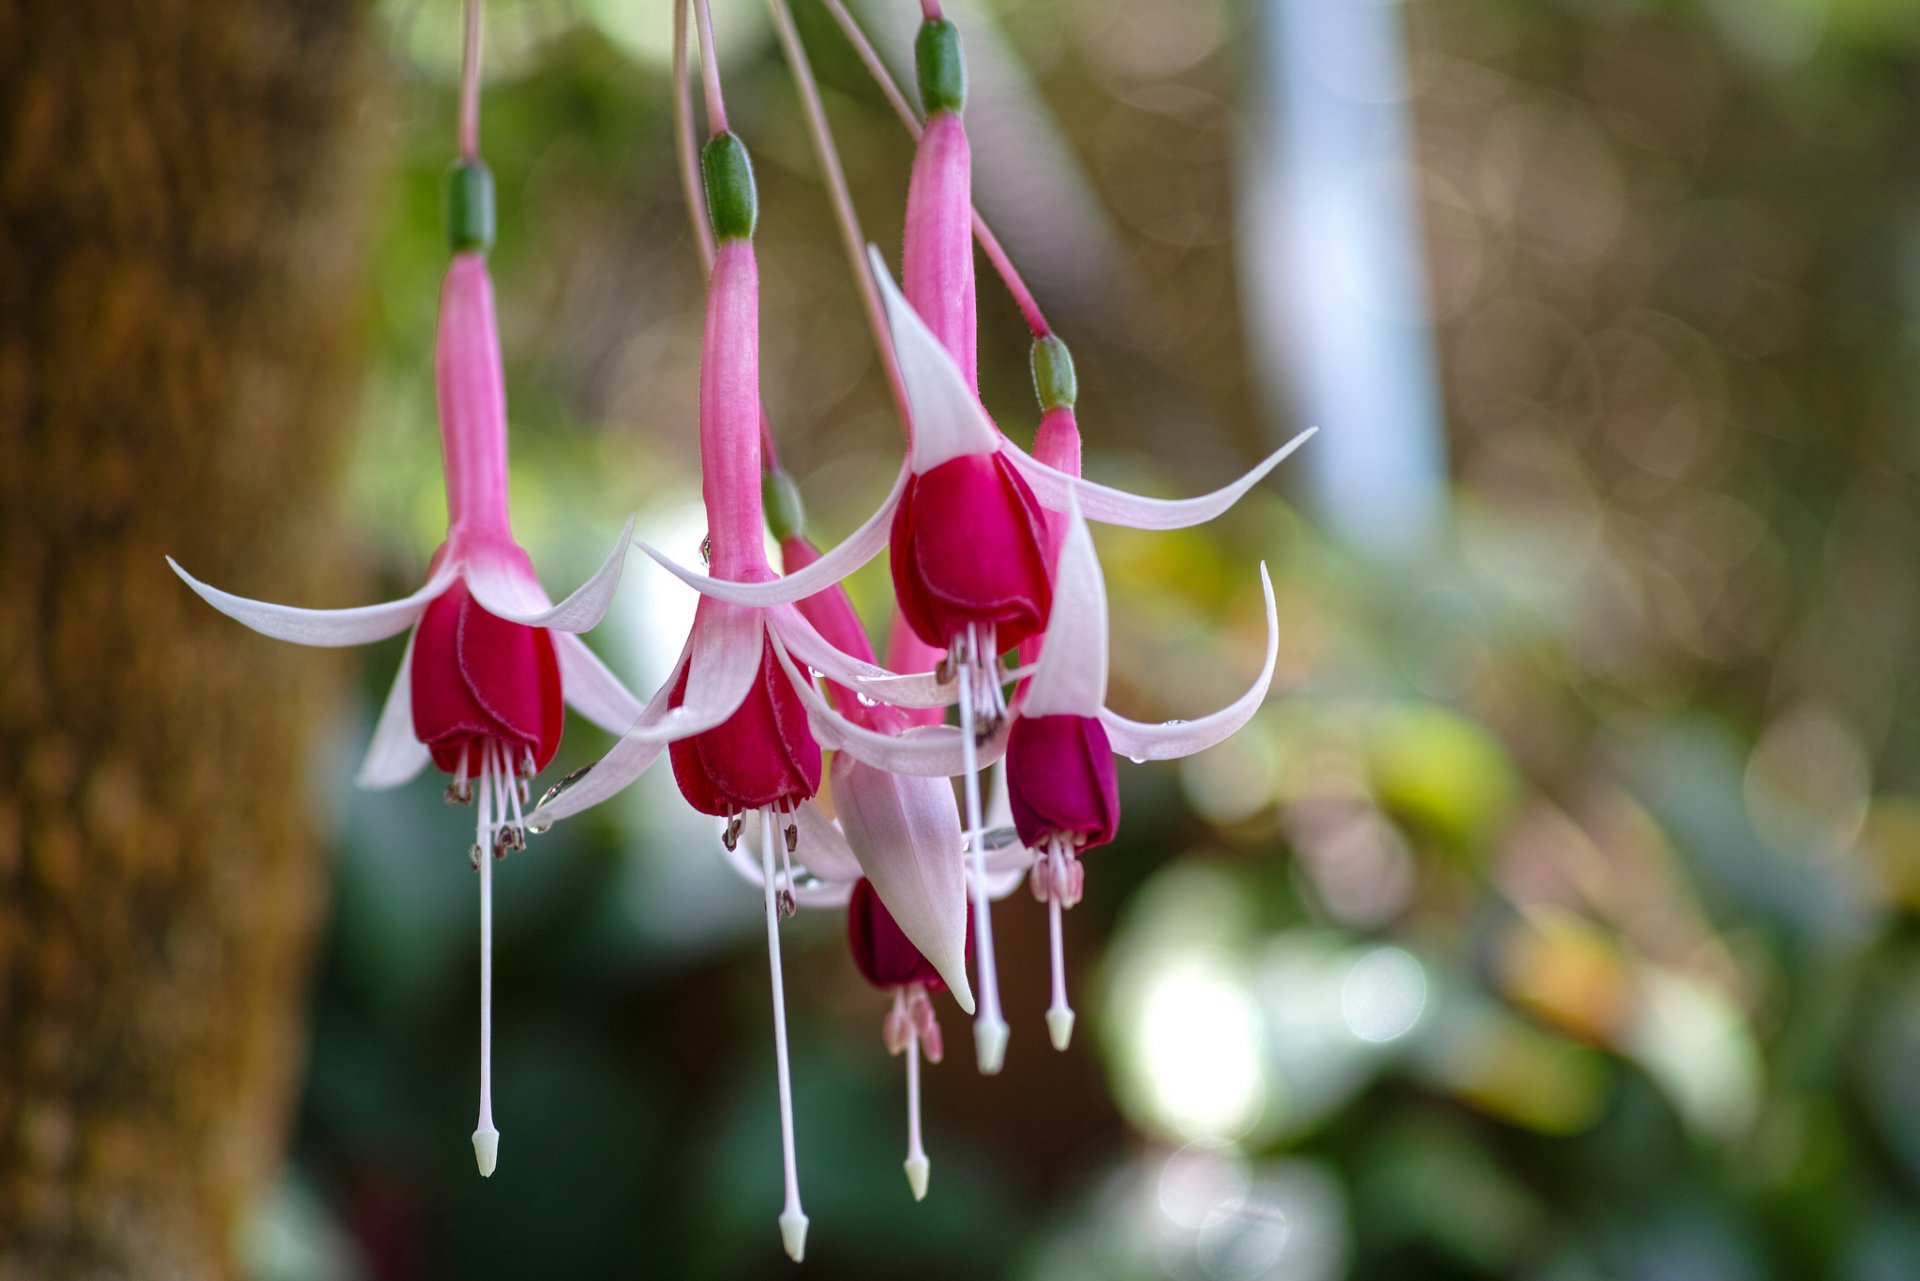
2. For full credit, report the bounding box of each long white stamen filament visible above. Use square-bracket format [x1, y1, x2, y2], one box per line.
[473, 744, 500, 1176]
[904, 1008, 929, 1201]
[759, 809, 809, 1261]
[958, 624, 1008, 1074]
[1045, 840, 1075, 1052]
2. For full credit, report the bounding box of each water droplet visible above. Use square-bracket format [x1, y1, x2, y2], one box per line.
[536, 763, 594, 814]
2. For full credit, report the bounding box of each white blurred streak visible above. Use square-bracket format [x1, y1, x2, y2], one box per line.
[1241, 0, 1448, 559]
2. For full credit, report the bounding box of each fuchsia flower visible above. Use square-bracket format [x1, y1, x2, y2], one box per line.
[169, 167, 642, 1177]
[1006, 492, 1279, 1046]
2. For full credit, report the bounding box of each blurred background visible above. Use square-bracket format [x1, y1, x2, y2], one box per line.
[6, 0, 1920, 1277]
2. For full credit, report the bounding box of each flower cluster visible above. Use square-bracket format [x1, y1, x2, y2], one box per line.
[172, 0, 1311, 1262]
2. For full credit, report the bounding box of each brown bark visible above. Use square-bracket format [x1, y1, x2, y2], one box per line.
[0, 1, 372, 1276]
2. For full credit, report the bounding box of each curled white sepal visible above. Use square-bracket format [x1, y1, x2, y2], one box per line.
[1000, 426, 1318, 531]
[617, 600, 764, 744]
[867, 244, 999, 472]
[462, 516, 635, 632]
[1099, 564, 1279, 761]
[356, 627, 431, 789]
[525, 641, 689, 827]
[832, 753, 974, 1014]
[768, 604, 895, 692]
[167, 556, 454, 647]
[773, 637, 1009, 777]
[1020, 492, 1107, 719]
[554, 632, 645, 736]
[853, 660, 1037, 711]
[633, 466, 908, 608]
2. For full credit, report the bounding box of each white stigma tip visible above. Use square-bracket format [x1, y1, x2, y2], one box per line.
[472, 1126, 499, 1177]
[974, 1016, 1009, 1075]
[905, 1153, 930, 1201]
[779, 1210, 810, 1262]
[1047, 1007, 1077, 1052]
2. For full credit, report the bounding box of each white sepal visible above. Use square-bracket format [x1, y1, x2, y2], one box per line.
[1099, 564, 1279, 761]
[616, 600, 763, 744]
[1019, 492, 1107, 718]
[462, 516, 634, 632]
[774, 638, 1009, 777]
[1001, 426, 1317, 530]
[554, 632, 645, 736]
[833, 753, 975, 1014]
[868, 245, 1000, 472]
[355, 627, 431, 790]
[768, 603, 895, 692]
[525, 642, 689, 828]
[168, 556, 451, 647]
[632, 466, 908, 608]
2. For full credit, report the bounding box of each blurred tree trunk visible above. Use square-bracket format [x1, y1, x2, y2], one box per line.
[0, 1, 373, 1277]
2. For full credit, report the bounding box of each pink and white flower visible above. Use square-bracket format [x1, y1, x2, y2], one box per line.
[170, 243, 641, 1178]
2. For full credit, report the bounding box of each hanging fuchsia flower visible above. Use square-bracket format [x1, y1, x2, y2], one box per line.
[777, 524, 973, 1008]
[1009, 491, 1279, 1045]
[169, 154, 642, 1178]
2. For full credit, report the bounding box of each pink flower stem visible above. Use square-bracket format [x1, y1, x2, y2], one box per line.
[672, 0, 717, 268]
[458, 0, 483, 160]
[677, 0, 782, 472]
[764, 0, 912, 434]
[817, 0, 1051, 338]
[694, 0, 730, 137]
[921, 0, 944, 19]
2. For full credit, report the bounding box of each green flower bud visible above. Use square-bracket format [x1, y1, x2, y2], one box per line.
[446, 159, 496, 254]
[763, 469, 806, 543]
[702, 132, 758, 241]
[1031, 335, 1077, 411]
[916, 19, 966, 116]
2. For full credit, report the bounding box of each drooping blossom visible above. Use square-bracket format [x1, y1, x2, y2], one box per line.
[1006, 491, 1280, 1044]
[169, 156, 641, 1177]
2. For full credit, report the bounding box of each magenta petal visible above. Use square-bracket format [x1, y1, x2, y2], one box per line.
[669, 637, 822, 816]
[847, 877, 955, 993]
[1006, 714, 1120, 849]
[411, 582, 562, 775]
[891, 451, 1053, 651]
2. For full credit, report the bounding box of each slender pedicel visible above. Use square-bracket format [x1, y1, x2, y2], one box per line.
[818, 0, 1049, 337]
[761, 810, 810, 1262]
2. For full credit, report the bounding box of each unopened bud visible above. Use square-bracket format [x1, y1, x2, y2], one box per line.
[762, 469, 806, 542]
[916, 18, 967, 116]
[446, 159, 496, 255]
[701, 131, 757, 241]
[1031, 335, 1077, 411]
